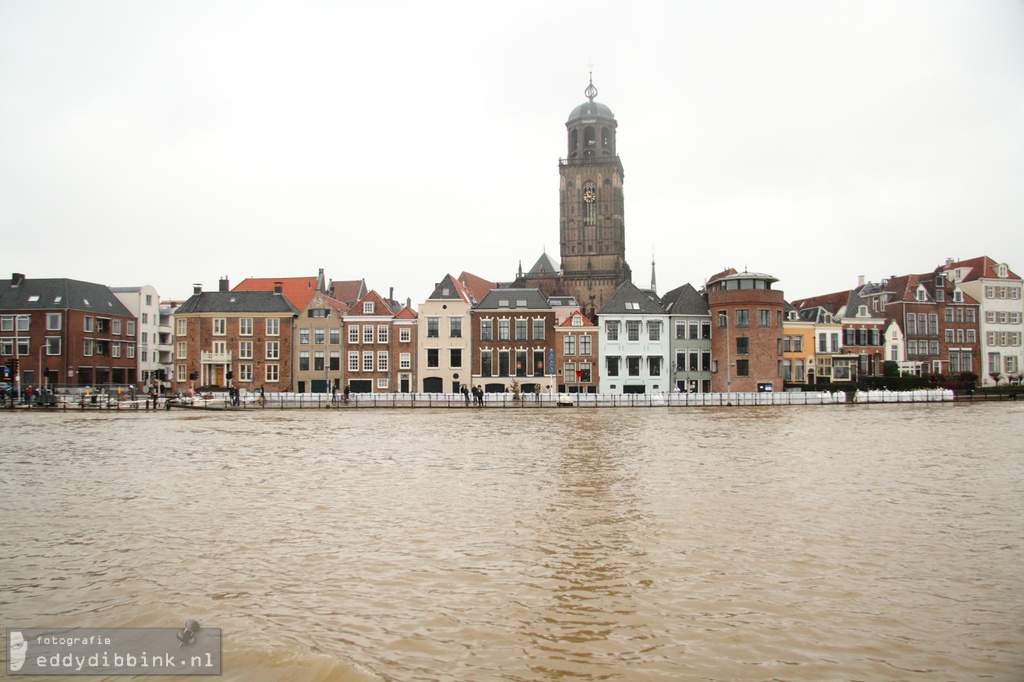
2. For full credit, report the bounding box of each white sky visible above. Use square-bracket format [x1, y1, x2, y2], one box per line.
[2, 0, 1022, 304]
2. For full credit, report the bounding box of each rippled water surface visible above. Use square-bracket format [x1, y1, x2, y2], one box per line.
[2, 403, 1022, 681]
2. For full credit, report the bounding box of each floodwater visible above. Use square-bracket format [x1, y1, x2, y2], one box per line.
[1, 403, 1022, 681]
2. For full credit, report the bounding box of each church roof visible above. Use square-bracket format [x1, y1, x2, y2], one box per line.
[528, 252, 559, 276]
[567, 73, 616, 123]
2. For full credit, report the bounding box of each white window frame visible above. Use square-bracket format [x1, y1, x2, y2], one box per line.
[266, 318, 280, 336]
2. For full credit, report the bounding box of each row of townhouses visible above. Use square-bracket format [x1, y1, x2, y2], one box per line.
[2, 256, 1020, 395]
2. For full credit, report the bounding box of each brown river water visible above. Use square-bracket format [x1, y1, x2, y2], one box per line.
[1, 403, 1022, 681]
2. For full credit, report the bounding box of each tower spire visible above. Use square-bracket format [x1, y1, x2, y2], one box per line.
[650, 251, 657, 295]
[585, 60, 598, 102]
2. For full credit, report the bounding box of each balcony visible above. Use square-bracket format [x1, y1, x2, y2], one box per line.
[201, 351, 232, 364]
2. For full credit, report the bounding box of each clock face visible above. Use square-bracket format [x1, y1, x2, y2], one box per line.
[583, 187, 596, 203]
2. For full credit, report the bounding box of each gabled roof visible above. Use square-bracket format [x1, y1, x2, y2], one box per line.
[791, 290, 850, 317]
[458, 272, 497, 304]
[660, 283, 709, 316]
[944, 256, 1021, 282]
[597, 280, 666, 316]
[0, 275, 133, 316]
[175, 291, 300, 315]
[233, 276, 321, 311]
[347, 290, 395, 317]
[394, 306, 418, 320]
[474, 288, 551, 310]
[528, 252, 559, 276]
[427, 274, 472, 303]
[556, 310, 596, 328]
[329, 279, 368, 306]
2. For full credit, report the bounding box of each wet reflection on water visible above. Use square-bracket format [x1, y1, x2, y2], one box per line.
[1, 404, 1022, 681]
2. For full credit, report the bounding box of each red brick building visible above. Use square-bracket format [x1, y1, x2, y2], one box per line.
[172, 284, 298, 392]
[705, 269, 785, 393]
[0, 273, 138, 389]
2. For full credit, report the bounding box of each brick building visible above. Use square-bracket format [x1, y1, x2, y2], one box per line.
[705, 269, 785, 393]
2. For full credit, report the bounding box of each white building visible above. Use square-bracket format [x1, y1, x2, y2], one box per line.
[943, 257, 1023, 385]
[597, 280, 670, 394]
[111, 284, 172, 389]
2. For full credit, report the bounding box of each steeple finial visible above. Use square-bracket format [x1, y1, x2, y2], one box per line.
[585, 59, 597, 102]
[650, 250, 657, 295]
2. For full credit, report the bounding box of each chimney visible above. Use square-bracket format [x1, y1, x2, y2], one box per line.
[193, 283, 203, 294]
[857, 274, 865, 288]
[389, 287, 394, 301]
[273, 281, 283, 295]
[11, 273, 25, 287]
[219, 276, 230, 292]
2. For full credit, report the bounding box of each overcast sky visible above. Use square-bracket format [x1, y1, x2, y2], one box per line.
[2, 0, 1022, 305]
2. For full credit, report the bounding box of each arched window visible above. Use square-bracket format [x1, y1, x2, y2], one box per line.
[570, 129, 579, 158]
[584, 127, 596, 155]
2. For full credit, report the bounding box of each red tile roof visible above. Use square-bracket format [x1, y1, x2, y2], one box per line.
[945, 256, 1021, 282]
[233, 276, 321, 310]
[458, 271, 496, 304]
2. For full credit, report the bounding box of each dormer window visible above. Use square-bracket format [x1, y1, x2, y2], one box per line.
[363, 302, 374, 314]
[858, 305, 868, 317]
[916, 287, 927, 302]
[953, 289, 964, 303]
[998, 263, 1008, 278]
[571, 315, 583, 327]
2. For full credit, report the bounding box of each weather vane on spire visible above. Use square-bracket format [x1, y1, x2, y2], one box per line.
[585, 58, 598, 102]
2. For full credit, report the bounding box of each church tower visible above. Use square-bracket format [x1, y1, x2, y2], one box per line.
[558, 72, 631, 314]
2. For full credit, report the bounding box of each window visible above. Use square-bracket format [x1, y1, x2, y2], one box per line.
[299, 351, 310, 371]
[449, 317, 462, 338]
[783, 336, 792, 352]
[266, 341, 280, 360]
[579, 362, 592, 382]
[427, 317, 439, 338]
[688, 321, 698, 340]
[515, 319, 528, 340]
[377, 378, 389, 390]
[113, 319, 123, 336]
[498, 350, 510, 377]
[399, 328, 410, 343]
[266, 318, 279, 336]
[606, 321, 619, 341]
[758, 309, 770, 327]
[84, 316, 94, 333]
[240, 318, 253, 336]
[515, 350, 528, 377]
[299, 329, 310, 345]
[480, 319, 493, 341]
[378, 325, 388, 344]
[265, 364, 279, 382]
[349, 325, 360, 344]
[647, 321, 661, 341]
[736, 337, 749, 355]
[580, 334, 592, 355]
[702, 322, 712, 339]
[177, 364, 187, 382]
[564, 361, 576, 380]
[819, 333, 828, 353]
[330, 328, 341, 344]
[945, 329, 954, 343]
[627, 321, 641, 341]
[480, 350, 493, 376]
[329, 351, 340, 370]
[399, 352, 411, 370]
[928, 314, 938, 335]
[427, 349, 439, 368]
[83, 339, 94, 356]
[718, 311, 728, 328]
[377, 352, 388, 372]
[607, 356, 619, 376]
[450, 348, 462, 368]
[239, 341, 253, 359]
[966, 329, 976, 343]
[564, 335, 576, 355]
[213, 318, 226, 336]
[702, 350, 711, 371]
[534, 350, 545, 376]
[533, 319, 545, 340]
[177, 318, 187, 336]
[363, 351, 374, 371]
[314, 329, 325, 344]
[363, 325, 374, 344]
[238, 364, 253, 382]
[831, 333, 839, 353]
[348, 352, 359, 372]
[176, 341, 187, 359]
[627, 356, 641, 376]
[676, 323, 686, 340]
[648, 356, 662, 375]
[736, 359, 749, 376]
[46, 337, 61, 355]
[966, 309, 975, 323]
[498, 319, 510, 341]
[363, 302, 375, 314]
[736, 310, 749, 327]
